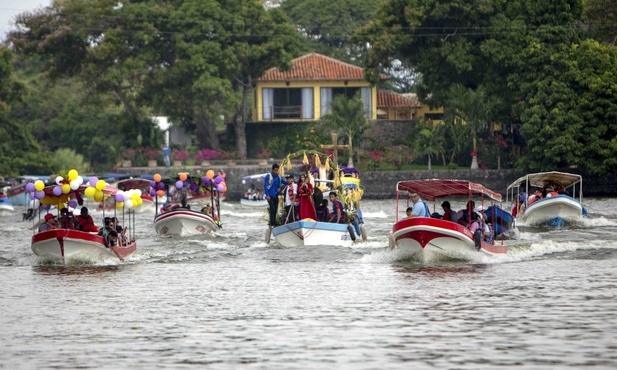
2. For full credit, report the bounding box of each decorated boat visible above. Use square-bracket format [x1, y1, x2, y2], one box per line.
[390, 179, 507, 261]
[269, 150, 366, 247]
[30, 170, 138, 263]
[240, 173, 268, 207]
[116, 177, 166, 214]
[153, 171, 223, 236]
[6, 176, 51, 206]
[506, 171, 586, 227]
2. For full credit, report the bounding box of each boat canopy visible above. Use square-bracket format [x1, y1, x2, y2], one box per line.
[506, 171, 582, 191]
[41, 184, 120, 199]
[242, 173, 269, 181]
[116, 178, 152, 191]
[396, 179, 503, 202]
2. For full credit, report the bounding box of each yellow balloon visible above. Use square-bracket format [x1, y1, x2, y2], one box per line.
[115, 202, 124, 208]
[84, 186, 96, 198]
[61, 184, 71, 194]
[68, 169, 78, 181]
[96, 180, 106, 190]
[59, 195, 70, 204]
[94, 190, 104, 202]
[206, 170, 215, 179]
[40, 196, 51, 205]
[35, 180, 44, 191]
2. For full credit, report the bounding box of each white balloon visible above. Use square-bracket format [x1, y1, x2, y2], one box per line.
[29, 199, 40, 208]
[77, 176, 84, 185]
[70, 180, 80, 190]
[124, 199, 134, 209]
[56, 176, 64, 185]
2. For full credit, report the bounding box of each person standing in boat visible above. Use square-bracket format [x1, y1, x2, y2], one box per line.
[282, 174, 298, 223]
[328, 192, 347, 224]
[297, 174, 317, 220]
[264, 164, 288, 227]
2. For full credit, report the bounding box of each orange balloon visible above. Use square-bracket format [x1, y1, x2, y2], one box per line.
[179, 172, 188, 181]
[206, 170, 215, 179]
[153, 173, 162, 182]
[156, 189, 165, 197]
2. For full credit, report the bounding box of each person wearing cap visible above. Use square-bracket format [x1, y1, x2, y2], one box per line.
[75, 207, 99, 233]
[38, 213, 60, 232]
[59, 208, 79, 229]
[283, 174, 298, 223]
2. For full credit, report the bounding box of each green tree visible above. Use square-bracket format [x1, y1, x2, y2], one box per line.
[319, 93, 370, 165]
[412, 124, 444, 170]
[584, 0, 617, 45]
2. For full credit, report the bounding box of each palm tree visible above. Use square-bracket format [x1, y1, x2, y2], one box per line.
[319, 93, 370, 166]
[412, 125, 445, 170]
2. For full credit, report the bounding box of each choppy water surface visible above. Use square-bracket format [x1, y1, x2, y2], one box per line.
[1, 198, 617, 369]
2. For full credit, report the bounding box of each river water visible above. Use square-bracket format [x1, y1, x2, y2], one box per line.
[1, 198, 617, 369]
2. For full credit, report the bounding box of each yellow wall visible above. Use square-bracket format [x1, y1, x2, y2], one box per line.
[253, 80, 377, 121]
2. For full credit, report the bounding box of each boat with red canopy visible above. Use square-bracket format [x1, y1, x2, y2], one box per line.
[390, 179, 507, 260]
[30, 172, 137, 263]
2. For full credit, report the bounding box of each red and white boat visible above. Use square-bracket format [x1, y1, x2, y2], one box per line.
[154, 208, 220, 236]
[390, 179, 507, 261]
[31, 181, 137, 263]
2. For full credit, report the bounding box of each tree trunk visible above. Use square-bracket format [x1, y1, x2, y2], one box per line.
[195, 112, 220, 150]
[233, 79, 250, 159]
[347, 131, 354, 167]
[427, 155, 432, 171]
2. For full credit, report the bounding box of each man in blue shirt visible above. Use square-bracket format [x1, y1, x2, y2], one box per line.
[263, 164, 288, 227]
[163, 145, 171, 167]
[409, 192, 428, 218]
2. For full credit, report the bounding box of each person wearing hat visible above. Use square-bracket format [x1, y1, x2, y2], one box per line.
[38, 213, 60, 232]
[282, 174, 298, 223]
[75, 207, 99, 233]
[59, 208, 79, 229]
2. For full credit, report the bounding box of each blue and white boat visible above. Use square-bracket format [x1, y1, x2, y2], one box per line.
[506, 171, 586, 227]
[0, 180, 15, 216]
[240, 173, 268, 208]
[272, 220, 356, 247]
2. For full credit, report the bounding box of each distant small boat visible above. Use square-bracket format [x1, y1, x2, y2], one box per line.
[506, 171, 585, 227]
[240, 173, 268, 208]
[6, 176, 51, 206]
[0, 180, 15, 216]
[154, 208, 220, 237]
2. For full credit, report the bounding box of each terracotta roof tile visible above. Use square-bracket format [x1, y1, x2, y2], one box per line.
[259, 52, 370, 81]
[378, 91, 422, 108]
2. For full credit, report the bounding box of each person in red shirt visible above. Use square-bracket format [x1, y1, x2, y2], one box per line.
[75, 207, 99, 232]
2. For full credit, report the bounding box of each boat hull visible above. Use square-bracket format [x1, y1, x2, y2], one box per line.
[392, 218, 506, 260]
[519, 195, 582, 227]
[31, 229, 136, 262]
[0, 203, 15, 216]
[272, 220, 355, 247]
[240, 198, 268, 208]
[154, 209, 219, 236]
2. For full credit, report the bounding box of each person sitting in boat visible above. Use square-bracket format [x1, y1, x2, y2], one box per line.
[38, 213, 60, 232]
[408, 192, 429, 218]
[179, 196, 190, 209]
[316, 199, 329, 222]
[200, 204, 219, 221]
[518, 188, 528, 214]
[527, 189, 543, 207]
[404, 207, 412, 218]
[59, 208, 79, 229]
[111, 217, 127, 245]
[458, 200, 481, 232]
[328, 192, 347, 224]
[75, 207, 99, 233]
[297, 174, 317, 220]
[544, 186, 559, 198]
[441, 201, 459, 222]
[477, 205, 494, 244]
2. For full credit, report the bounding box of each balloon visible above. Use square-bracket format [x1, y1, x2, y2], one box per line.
[68, 200, 78, 208]
[213, 176, 222, 186]
[76, 176, 84, 185]
[124, 200, 133, 209]
[34, 180, 44, 191]
[70, 180, 80, 190]
[93, 190, 104, 202]
[189, 184, 198, 191]
[30, 192, 35, 200]
[61, 184, 71, 194]
[179, 172, 188, 181]
[156, 190, 165, 197]
[202, 178, 211, 186]
[84, 186, 96, 198]
[115, 193, 124, 202]
[89, 177, 98, 187]
[206, 170, 215, 179]
[40, 197, 51, 205]
[68, 169, 78, 181]
[175, 180, 184, 189]
[153, 173, 162, 182]
[116, 202, 124, 209]
[149, 189, 155, 197]
[55, 176, 64, 185]
[25, 182, 35, 192]
[157, 182, 166, 190]
[53, 186, 62, 196]
[35, 190, 45, 199]
[95, 180, 106, 190]
[30, 199, 41, 208]
[216, 184, 225, 192]
[150, 181, 156, 188]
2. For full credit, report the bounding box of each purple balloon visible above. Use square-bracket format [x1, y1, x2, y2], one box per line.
[157, 182, 166, 190]
[115, 194, 124, 202]
[25, 183, 35, 192]
[150, 181, 156, 187]
[30, 192, 35, 200]
[150, 189, 156, 197]
[175, 180, 184, 189]
[68, 200, 78, 208]
[53, 186, 62, 196]
[202, 178, 211, 186]
[189, 184, 198, 191]
[216, 184, 225, 192]
[43, 204, 51, 210]
[35, 190, 45, 199]
[89, 177, 99, 187]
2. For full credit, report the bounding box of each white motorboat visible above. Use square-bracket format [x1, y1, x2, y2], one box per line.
[272, 220, 356, 247]
[154, 208, 220, 236]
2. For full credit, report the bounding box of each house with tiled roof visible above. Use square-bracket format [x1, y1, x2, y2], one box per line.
[253, 52, 380, 121]
[377, 91, 444, 124]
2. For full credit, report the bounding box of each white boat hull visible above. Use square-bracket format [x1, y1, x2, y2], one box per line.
[519, 195, 583, 227]
[31, 229, 136, 262]
[392, 218, 506, 261]
[154, 209, 220, 236]
[240, 198, 268, 208]
[0, 204, 15, 216]
[272, 220, 355, 247]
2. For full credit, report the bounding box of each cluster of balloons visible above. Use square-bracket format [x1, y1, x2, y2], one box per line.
[83, 176, 142, 209]
[202, 170, 227, 193]
[25, 169, 85, 206]
[148, 170, 227, 197]
[149, 173, 166, 198]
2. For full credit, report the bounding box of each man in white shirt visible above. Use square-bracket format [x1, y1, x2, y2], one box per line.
[283, 175, 298, 223]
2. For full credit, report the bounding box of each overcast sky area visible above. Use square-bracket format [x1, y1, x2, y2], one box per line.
[0, 0, 50, 41]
